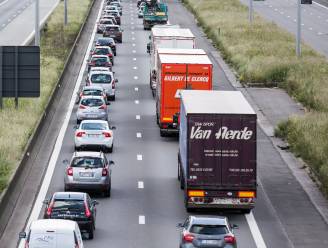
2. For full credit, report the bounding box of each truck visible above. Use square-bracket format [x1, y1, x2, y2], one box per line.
[156, 53, 212, 136]
[148, 28, 196, 92]
[143, 0, 168, 30]
[178, 90, 257, 213]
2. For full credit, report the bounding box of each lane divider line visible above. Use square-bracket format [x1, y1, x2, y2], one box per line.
[138, 181, 144, 189]
[136, 132, 142, 138]
[17, 1, 105, 247]
[135, 100, 139, 104]
[136, 115, 141, 120]
[134, 87, 139, 91]
[245, 212, 267, 248]
[137, 154, 143, 160]
[139, 215, 145, 224]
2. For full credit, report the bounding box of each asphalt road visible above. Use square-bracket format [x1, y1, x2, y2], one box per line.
[12, 0, 328, 248]
[0, 0, 59, 45]
[239, 0, 328, 56]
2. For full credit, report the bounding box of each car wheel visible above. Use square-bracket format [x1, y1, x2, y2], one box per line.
[108, 144, 113, 153]
[114, 52, 117, 56]
[180, 173, 184, 190]
[110, 95, 115, 101]
[160, 130, 166, 137]
[88, 227, 94, 240]
[76, 119, 81, 125]
[104, 183, 111, 198]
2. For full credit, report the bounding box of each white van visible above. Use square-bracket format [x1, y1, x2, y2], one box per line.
[19, 219, 84, 248]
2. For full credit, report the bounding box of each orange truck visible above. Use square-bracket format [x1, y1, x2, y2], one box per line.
[155, 52, 213, 136]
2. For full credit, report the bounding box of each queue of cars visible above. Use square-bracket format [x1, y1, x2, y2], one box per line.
[19, 0, 122, 247]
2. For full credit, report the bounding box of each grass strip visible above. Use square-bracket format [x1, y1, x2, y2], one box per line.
[182, 0, 328, 195]
[0, 0, 92, 193]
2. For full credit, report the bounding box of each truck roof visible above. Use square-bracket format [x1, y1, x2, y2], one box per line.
[159, 54, 212, 64]
[152, 28, 194, 38]
[157, 48, 206, 55]
[180, 90, 256, 115]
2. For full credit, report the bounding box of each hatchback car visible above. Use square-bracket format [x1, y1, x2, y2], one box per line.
[76, 86, 107, 104]
[97, 18, 115, 33]
[76, 96, 108, 124]
[105, 10, 121, 25]
[43, 192, 98, 239]
[103, 25, 123, 43]
[178, 216, 237, 248]
[87, 55, 112, 72]
[95, 37, 117, 56]
[64, 151, 114, 197]
[74, 120, 114, 152]
[87, 70, 117, 101]
[91, 46, 114, 65]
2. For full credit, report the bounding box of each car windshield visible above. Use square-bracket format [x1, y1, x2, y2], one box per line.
[81, 122, 107, 130]
[53, 200, 84, 211]
[94, 48, 110, 54]
[90, 74, 111, 83]
[80, 98, 104, 107]
[83, 89, 102, 96]
[72, 157, 103, 168]
[190, 225, 228, 235]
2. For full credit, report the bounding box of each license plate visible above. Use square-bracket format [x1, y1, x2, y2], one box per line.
[202, 240, 219, 245]
[80, 172, 93, 177]
[213, 198, 238, 204]
[87, 114, 97, 118]
[88, 134, 99, 138]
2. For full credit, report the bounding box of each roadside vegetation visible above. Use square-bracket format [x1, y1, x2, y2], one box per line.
[182, 0, 328, 195]
[0, 0, 92, 193]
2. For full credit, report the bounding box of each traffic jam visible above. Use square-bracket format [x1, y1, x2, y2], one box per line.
[18, 0, 257, 248]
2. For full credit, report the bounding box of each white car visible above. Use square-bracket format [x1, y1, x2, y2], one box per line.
[75, 120, 114, 153]
[87, 70, 117, 101]
[19, 219, 84, 248]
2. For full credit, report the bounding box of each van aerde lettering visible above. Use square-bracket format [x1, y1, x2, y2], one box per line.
[190, 126, 253, 140]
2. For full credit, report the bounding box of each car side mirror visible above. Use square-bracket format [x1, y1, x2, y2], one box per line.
[63, 159, 69, 165]
[19, 231, 26, 239]
[109, 160, 115, 165]
[43, 199, 49, 205]
[115, 79, 118, 83]
[232, 224, 239, 229]
[106, 101, 111, 105]
[110, 126, 116, 130]
[176, 223, 184, 228]
[147, 43, 151, 53]
[92, 200, 99, 206]
[73, 125, 79, 130]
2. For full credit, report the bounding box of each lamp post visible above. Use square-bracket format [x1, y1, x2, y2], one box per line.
[296, 0, 302, 57]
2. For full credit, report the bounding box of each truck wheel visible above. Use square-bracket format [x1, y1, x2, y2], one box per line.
[160, 130, 166, 137]
[180, 173, 185, 190]
[156, 113, 159, 125]
[241, 209, 251, 214]
[152, 89, 155, 98]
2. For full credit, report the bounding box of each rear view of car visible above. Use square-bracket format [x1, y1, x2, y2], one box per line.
[103, 25, 123, 43]
[95, 37, 117, 56]
[64, 151, 113, 197]
[87, 71, 117, 101]
[97, 18, 115, 33]
[88, 55, 112, 72]
[76, 96, 108, 123]
[91, 46, 114, 65]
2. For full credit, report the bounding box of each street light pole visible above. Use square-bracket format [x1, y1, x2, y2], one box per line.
[296, 0, 301, 57]
[64, 0, 68, 25]
[249, 0, 253, 23]
[35, 0, 40, 46]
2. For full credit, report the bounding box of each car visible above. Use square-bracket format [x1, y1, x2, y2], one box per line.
[76, 96, 108, 123]
[76, 85, 107, 104]
[19, 219, 84, 248]
[97, 18, 115, 33]
[95, 37, 117, 56]
[91, 46, 114, 65]
[87, 55, 112, 72]
[105, 10, 121, 25]
[87, 70, 117, 101]
[103, 25, 123, 43]
[138, 5, 145, 18]
[101, 14, 118, 25]
[43, 192, 98, 239]
[178, 216, 238, 248]
[64, 151, 114, 196]
[74, 120, 115, 152]
[104, 5, 121, 15]
[109, 2, 122, 15]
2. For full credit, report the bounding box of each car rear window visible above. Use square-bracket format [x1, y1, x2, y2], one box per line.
[190, 225, 228, 235]
[101, 20, 112, 24]
[83, 89, 103, 96]
[92, 57, 108, 63]
[95, 48, 110, 54]
[80, 98, 104, 107]
[105, 26, 119, 31]
[53, 200, 85, 211]
[72, 157, 103, 168]
[90, 73, 111, 83]
[81, 123, 108, 130]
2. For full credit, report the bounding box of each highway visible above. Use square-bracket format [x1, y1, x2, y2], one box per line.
[240, 0, 328, 56]
[3, 0, 328, 247]
[0, 0, 59, 45]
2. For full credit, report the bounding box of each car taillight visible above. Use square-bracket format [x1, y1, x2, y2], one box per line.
[224, 235, 236, 244]
[183, 233, 195, 243]
[25, 241, 29, 248]
[102, 167, 108, 176]
[112, 81, 115, 89]
[99, 104, 106, 109]
[79, 92, 83, 97]
[108, 53, 113, 57]
[76, 131, 86, 137]
[46, 201, 54, 217]
[103, 132, 111, 138]
[67, 167, 73, 176]
[84, 202, 91, 218]
[79, 105, 86, 109]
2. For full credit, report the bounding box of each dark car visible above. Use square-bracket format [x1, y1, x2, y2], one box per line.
[91, 46, 114, 65]
[178, 216, 238, 248]
[97, 18, 115, 34]
[103, 25, 122, 43]
[43, 192, 98, 239]
[95, 37, 117, 56]
[87, 55, 112, 72]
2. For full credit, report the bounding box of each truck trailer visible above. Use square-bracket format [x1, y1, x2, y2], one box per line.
[178, 90, 257, 213]
[156, 53, 213, 136]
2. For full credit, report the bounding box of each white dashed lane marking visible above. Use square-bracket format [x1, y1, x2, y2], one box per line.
[139, 215, 145, 224]
[138, 181, 144, 189]
[136, 132, 142, 138]
[134, 87, 139, 91]
[136, 115, 141, 120]
[137, 154, 143, 160]
[135, 100, 139, 104]
[134, 76, 138, 80]
[133, 66, 137, 69]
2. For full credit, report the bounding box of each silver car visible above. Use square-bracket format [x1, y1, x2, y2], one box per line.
[87, 70, 117, 101]
[178, 216, 238, 248]
[64, 151, 114, 197]
[76, 86, 107, 104]
[74, 120, 114, 152]
[76, 96, 108, 124]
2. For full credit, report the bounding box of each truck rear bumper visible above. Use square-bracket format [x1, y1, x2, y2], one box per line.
[187, 202, 255, 210]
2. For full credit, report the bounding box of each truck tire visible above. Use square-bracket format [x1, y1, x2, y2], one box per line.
[241, 209, 251, 214]
[88, 226, 94, 239]
[180, 172, 185, 190]
[160, 130, 166, 137]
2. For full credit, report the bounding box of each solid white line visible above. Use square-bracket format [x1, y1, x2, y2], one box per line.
[134, 76, 138, 80]
[138, 181, 144, 189]
[139, 215, 145, 224]
[136, 115, 141, 120]
[135, 100, 139, 104]
[245, 212, 268, 248]
[137, 154, 143, 160]
[136, 132, 142, 138]
[17, 1, 104, 248]
[134, 87, 139, 91]
[315, 1, 328, 10]
[0, 0, 9, 7]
